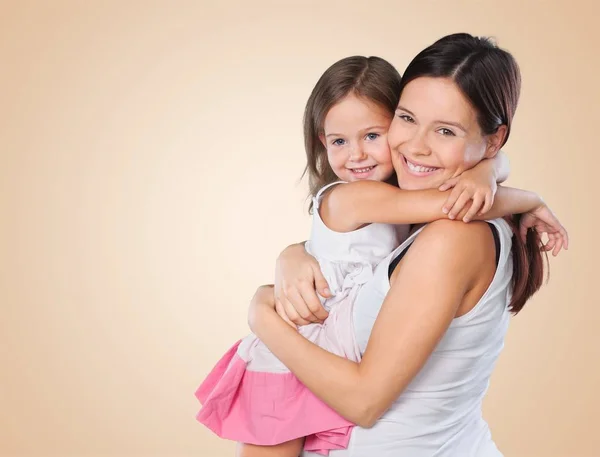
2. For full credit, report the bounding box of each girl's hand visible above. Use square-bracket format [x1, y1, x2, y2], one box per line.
[439, 163, 498, 222]
[519, 204, 569, 256]
[274, 243, 331, 327]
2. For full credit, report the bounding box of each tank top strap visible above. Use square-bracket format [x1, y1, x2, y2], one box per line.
[390, 224, 427, 258]
[313, 181, 348, 210]
[485, 218, 513, 268]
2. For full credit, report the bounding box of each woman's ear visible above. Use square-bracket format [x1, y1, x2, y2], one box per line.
[485, 125, 508, 159]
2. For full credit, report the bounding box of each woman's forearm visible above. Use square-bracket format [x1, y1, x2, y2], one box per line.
[251, 303, 373, 426]
[252, 221, 487, 429]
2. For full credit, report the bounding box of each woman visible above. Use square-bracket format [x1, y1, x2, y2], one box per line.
[247, 33, 567, 456]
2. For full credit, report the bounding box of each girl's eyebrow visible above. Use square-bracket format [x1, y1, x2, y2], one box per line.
[325, 125, 387, 138]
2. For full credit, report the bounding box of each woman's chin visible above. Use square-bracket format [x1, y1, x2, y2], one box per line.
[398, 179, 437, 191]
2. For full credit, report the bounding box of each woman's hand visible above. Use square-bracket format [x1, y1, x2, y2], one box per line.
[439, 161, 498, 222]
[519, 204, 569, 256]
[274, 243, 331, 327]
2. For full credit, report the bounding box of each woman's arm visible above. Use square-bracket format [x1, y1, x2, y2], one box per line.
[250, 220, 491, 427]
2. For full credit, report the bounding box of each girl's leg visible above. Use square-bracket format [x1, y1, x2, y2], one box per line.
[236, 438, 304, 457]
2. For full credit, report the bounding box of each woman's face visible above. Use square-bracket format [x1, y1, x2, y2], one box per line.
[387, 77, 504, 191]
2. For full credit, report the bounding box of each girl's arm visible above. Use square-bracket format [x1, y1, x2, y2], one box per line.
[323, 150, 511, 232]
[322, 181, 541, 232]
[250, 220, 490, 427]
[493, 150, 510, 183]
[440, 150, 509, 216]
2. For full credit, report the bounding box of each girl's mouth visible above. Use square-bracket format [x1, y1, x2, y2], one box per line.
[348, 165, 377, 178]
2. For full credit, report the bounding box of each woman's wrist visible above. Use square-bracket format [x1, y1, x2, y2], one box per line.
[248, 303, 265, 334]
[248, 289, 278, 335]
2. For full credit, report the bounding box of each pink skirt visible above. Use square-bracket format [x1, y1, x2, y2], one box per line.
[195, 301, 361, 455]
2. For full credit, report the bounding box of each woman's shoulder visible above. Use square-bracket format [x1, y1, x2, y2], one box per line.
[410, 220, 497, 266]
[387, 220, 499, 309]
[421, 219, 492, 238]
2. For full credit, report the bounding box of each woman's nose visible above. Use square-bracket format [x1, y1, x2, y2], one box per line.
[404, 130, 432, 156]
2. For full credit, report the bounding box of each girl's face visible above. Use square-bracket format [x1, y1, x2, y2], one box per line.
[321, 93, 395, 183]
[388, 77, 506, 191]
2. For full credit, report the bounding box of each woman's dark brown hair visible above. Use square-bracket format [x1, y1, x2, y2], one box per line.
[303, 56, 401, 210]
[399, 33, 545, 313]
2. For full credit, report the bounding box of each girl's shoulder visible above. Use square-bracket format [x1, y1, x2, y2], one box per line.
[313, 181, 348, 211]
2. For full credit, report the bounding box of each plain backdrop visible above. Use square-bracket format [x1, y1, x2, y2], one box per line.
[1, 1, 598, 456]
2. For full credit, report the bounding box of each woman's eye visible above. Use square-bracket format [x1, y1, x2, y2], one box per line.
[438, 128, 455, 136]
[365, 133, 380, 141]
[399, 114, 415, 123]
[332, 139, 346, 146]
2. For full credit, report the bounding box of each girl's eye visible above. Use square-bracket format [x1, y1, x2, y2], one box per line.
[399, 114, 415, 123]
[438, 128, 455, 136]
[332, 139, 346, 146]
[365, 133, 380, 141]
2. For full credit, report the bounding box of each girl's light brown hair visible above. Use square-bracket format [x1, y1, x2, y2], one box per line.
[303, 56, 402, 212]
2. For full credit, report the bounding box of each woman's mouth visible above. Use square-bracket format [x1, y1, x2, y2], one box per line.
[348, 165, 377, 179]
[402, 155, 439, 177]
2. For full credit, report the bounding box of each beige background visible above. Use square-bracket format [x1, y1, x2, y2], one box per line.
[1, 1, 598, 456]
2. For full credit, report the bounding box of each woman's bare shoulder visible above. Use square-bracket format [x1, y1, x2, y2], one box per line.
[405, 220, 496, 275]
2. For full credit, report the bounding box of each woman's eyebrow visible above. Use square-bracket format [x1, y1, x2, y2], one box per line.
[396, 105, 414, 115]
[397, 105, 467, 132]
[434, 119, 467, 132]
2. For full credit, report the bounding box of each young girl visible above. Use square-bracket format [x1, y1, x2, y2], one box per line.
[195, 56, 565, 457]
